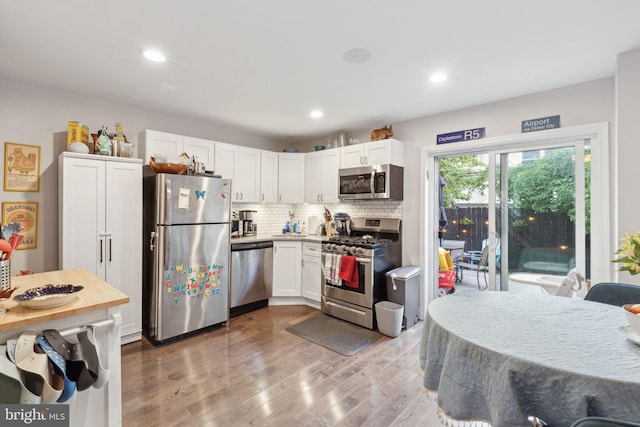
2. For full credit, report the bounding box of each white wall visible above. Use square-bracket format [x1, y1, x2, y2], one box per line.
[0, 78, 286, 274]
[390, 78, 615, 282]
[615, 48, 640, 285]
[1, 69, 629, 279]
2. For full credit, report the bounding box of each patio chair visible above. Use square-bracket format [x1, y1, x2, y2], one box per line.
[456, 245, 490, 290]
[584, 282, 640, 307]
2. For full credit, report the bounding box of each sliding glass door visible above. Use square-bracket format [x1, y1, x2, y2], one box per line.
[425, 124, 608, 304]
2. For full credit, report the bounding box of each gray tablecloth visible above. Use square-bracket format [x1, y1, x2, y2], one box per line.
[419, 292, 640, 427]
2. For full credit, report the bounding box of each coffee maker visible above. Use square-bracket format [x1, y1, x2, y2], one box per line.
[239, 210, 257, 237]
[333, 212, 351, 236]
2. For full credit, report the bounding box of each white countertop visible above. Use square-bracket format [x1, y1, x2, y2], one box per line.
[230, 234, 325, 244]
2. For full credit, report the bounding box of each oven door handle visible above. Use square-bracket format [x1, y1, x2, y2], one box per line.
[326, 300, 367, 317]
[355, 258, 371, 263]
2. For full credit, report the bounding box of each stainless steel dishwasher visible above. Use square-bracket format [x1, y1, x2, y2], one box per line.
[230, 240, 273, 317]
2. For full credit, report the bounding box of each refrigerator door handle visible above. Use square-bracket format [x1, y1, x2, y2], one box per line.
[149, 231, 157, 251]
[165, 178, 172, 225]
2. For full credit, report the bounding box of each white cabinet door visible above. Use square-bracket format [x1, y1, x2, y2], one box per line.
[320, 149, 340, 203]
[260, 150, 278, 203]
[278, 153, 305, 203]
[301, 243, 321, 302]
[340, 144, 366, 168]
[366, 139, 405, 166]
[142, 130, 183, 163]
[305, 149, 340, 204]
[59, 155, 106, 279]
[272, 241, 301, 297]
[236, 146, 261, 202]
[305, 151, 324, 204]
[105, 160, 142, 343]
[183, 136, 215, 171]
[339, 139, 405, 168]
[214, 142, 237, 181]
[141, 130, 216, 169]
[59, 153, 143, 344]
[215, 143, 261, 202]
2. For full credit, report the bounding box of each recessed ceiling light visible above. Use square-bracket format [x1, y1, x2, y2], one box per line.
[344, 48, 371, 64]
[310, 110, 323, 118]
[142, 50, 166, 62]
[429, 73, 448, 83]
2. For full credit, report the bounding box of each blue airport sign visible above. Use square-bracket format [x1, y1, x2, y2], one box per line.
[521, 115, 560, 132]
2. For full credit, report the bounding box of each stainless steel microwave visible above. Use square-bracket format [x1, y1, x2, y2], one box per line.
[338, 164, 403, 200]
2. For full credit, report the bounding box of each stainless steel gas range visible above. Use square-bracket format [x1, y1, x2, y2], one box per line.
[321, 217, 402, 329]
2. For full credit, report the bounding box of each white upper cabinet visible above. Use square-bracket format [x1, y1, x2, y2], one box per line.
[260, 150, 278, 203]
[141, 130, 182, 163]
[214, 142, 261, 203]
[305, 149, 340, 204]
[183, 136, 216, 171]
[278, 153, 305, 203]
[141, 130, 215, 170]
[340, 139, 404, 168]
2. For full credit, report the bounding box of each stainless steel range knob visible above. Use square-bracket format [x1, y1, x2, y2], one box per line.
[350, 246, 358, 255]
[340, 245, 347, 252]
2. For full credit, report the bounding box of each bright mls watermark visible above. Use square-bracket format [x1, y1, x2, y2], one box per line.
[1, 405, 69, 426]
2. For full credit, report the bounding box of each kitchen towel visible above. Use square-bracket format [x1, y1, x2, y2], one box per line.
[323, 253, 342, 286]
[339, 255, 359, 289]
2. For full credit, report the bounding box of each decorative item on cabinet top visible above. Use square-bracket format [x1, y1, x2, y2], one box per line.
[370, 125, 393, 141]
[148, 156, 187, 175]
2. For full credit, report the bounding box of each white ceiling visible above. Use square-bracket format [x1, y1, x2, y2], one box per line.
[1, 1, 639, 142]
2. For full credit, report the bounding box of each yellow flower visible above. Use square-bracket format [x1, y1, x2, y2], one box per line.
[613, 232, 640, 275]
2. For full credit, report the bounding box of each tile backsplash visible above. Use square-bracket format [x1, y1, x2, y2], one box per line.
[232, 201, 403, 235]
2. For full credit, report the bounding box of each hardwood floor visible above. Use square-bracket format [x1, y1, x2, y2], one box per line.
[121, 305, 438, 426]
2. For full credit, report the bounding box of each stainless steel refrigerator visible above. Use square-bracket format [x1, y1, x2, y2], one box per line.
[142, 171, 231, 344]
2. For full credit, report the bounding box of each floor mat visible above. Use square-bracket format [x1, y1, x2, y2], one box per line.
[285, 314, 382, 356]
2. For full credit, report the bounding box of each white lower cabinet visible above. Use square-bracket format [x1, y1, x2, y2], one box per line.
[272, 241, 302, 297]
[59, 152, 142, 344]
[302, 242, 321, 304]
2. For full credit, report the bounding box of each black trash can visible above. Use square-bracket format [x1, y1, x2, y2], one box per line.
[385, 266, 421, 331]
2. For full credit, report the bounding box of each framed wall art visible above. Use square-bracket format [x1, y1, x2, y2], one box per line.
[2, 202, 38, 250]
[4, 142, 41, 192]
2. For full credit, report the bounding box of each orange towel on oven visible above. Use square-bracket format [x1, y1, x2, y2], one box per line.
[339, 255, 359, 288]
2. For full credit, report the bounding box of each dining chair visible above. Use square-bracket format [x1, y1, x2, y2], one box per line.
[570, 416, 640, 427]
[584, 282, 640, 306]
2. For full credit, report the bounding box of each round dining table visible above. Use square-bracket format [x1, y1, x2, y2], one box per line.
[418, 292, 640, 427]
